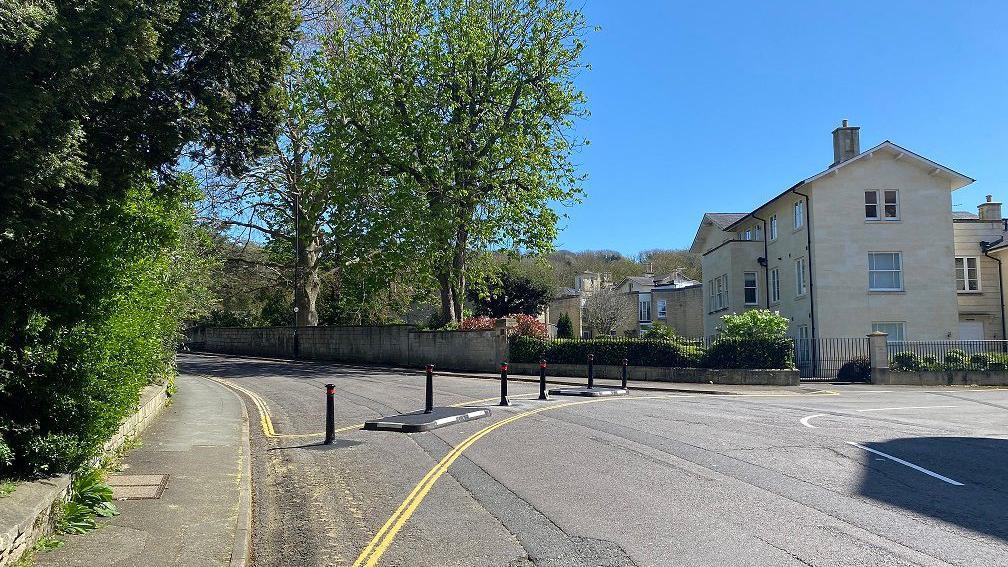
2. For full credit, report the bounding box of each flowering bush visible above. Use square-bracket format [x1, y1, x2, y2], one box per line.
[458, 314, 548, 339]
[459, 316, 496, 331]
[510, 314, 549, 339]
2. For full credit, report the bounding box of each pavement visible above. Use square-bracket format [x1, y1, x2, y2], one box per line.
[176, 352, 1008, 567]
[37, 374, 249, 567]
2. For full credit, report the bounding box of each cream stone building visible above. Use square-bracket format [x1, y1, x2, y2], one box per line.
[544, 270, 703, 338]
[689, 121, 1000, 341]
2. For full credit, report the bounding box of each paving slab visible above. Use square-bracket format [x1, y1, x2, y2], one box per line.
[35, 374, 247, 567]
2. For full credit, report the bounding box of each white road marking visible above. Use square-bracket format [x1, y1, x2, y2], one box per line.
[846, 442, 964, 486]
[856, 405, 958, 412]
[800, 414, 826, 428]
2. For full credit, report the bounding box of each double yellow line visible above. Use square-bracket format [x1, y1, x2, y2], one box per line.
[210, 377, 524, 440]
[209, 377, 363, 439]
[352, 393, 697, 567]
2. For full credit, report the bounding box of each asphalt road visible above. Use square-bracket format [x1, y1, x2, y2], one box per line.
[177, 353, 1008, 567]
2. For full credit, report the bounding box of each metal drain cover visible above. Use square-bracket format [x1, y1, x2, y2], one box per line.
[107, 474, 168, 500]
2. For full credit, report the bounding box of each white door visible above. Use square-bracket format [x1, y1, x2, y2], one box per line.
[959, 321, 984, 341]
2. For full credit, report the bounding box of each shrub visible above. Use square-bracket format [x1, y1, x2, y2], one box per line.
[921, 355, 939, 370]
[837, 357, 870, 382]
[945, 349, 968, 369]
[510, 314, 549, 339]
[969, 353, 990, 370]
[459, 316, 496, 331]
[699, 337, 793, 369]
[641, 321, 677, 341]
[890, 352, 921, 372]
[556, 313, 574, 339]
[718, 309, 789, 342]
[509, 335, 790, 369]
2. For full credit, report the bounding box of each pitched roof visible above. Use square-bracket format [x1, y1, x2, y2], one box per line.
[706, 213, 748, 229]
[953, 211, 979, 219]
[721, 141, 975, 232]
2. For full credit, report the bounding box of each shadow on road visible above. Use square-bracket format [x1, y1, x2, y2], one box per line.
[857, 437, 1008, 542]
[177, 352, 410, 381]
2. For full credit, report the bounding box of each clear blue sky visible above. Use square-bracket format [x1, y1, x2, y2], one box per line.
[555, 1, 1008, 255]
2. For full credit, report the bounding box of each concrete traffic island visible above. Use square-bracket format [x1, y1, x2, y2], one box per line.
[548, 355, 630, 398]
[363, 365, 491, 433]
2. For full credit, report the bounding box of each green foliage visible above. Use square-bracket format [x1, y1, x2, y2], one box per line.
[510, 335, 792, 369]
[641, 322, 677, 341]
[556, 313, 574, 339]
[468, 267, 555, 318]
[944, 349, 968, 368]
[969, 353, 990, 369]
[0, 0, 294, 477]
[890, 352, 922, 372]
[0, 480, 16, 497]
[57, 469, 118, 535]
[837, 357, 871, 382]
[322, 0, 590, 322]
[717, 309, 790, 342]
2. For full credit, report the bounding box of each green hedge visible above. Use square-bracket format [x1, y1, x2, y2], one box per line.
[509, 336, 793, 369]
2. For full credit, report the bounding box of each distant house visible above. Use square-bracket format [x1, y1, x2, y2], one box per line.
[611, 270, 702, 336]
[545, 269, 703, 338]
[689, 120, 1003, 341]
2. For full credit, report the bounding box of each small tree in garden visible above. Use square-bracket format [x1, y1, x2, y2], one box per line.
[582, 287, 634, 336]
[556, 313, 574, 339]
[642, 321, 677, 341]
[510, 314, 549, 339]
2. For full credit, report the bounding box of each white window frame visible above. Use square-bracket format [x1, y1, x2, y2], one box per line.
[638, 297, 651, 322]
[865, 189, 899, 221]
[955, 256, 981, 292]
[743, 271, 758, 305]
[794, 200, 805, 230]
[795, 257, 807, 297]
[708, 279, 715, 312]
[769, 215, 777, 241]
[656, 299, 667, 318]
[770, 267, 780, 303]
[744, 228, 752, 241]
[754, 224, 763, 241]
[871, 321, 905, 342]
[868, 252, 903, 291]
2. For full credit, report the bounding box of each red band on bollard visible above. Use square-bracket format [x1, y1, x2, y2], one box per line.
[426, 364, 434, 372]
[501, 363, 508, 372]
[326, 384, 335, 395]
[539, 360, 546, 369]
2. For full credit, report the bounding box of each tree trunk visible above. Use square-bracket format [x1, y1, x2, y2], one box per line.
[437, 272, 456, 324]
[295, 237, 321, 326]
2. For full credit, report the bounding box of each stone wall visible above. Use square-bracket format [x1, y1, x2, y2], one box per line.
[506, 362, 798, 386]
[0, 383, 169, 566]
[186, 323, 510, 373]
[871, 368, 1008, 386]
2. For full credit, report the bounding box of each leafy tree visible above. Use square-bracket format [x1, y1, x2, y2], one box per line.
[322, 0, 590, 323]
[201, 53, 422, 326]
[468, 267, 555, 318]
[556, 312, 574, 339]
[581, 287, 633, 337]
[0, 0, 296, 476]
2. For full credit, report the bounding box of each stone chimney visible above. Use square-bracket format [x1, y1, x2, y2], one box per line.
[978, 194, 1002, 221]
[831, 119, 860, 166]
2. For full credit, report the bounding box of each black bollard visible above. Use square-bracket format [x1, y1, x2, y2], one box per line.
[324, 384, 335, 445]
[622, 358, 629, 390]
[499, 362, 511, 406]
[538, 359, 549, 400]
[424, 364, 434, 414]
[587, 353, 594, 389]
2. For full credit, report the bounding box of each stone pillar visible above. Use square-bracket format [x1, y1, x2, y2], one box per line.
[494, 318, 515, 371]
[867, 331, 889, 384]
